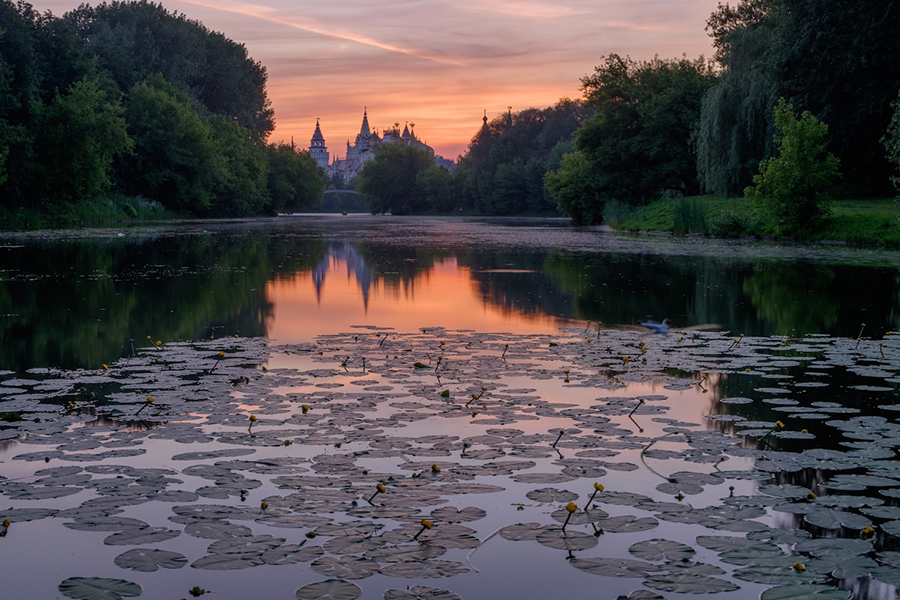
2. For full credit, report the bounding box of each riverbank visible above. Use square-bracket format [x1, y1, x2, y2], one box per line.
[609, 196, 900, 246]
[0, 194, 179, 230]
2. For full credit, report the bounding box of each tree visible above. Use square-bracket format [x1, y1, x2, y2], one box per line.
[65, 0, 274, 136]
[265, 143, 327, 213]
[562, 54, 716, 223]
[206, 115, 269, 215]
[744, 98, 840, 232]
[31, 76, 132, 203]
[455, 100, 588, 215]
[357, 144, 435, 215]
[117, 74, 216, 212]
[544, 150, 603, 225]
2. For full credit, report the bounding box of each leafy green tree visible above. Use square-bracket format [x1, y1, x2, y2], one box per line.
[545, 151, 603, 225]
[117, 74, 216, 212]
[744, 99, 840, 232]
[562, 54, 716, 223]
[416, 165, 456, 213]
[265, 143, 327, 213]
[456, 100, 587, 215]
[206, 115, 269, 215]
[357, 144, 435, 215]
[65, 0, 273, 136]
[31, 76, 132, 203]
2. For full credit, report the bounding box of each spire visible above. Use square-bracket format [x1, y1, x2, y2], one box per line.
[311, 118, 325, 146]
[360, 108, 370, 137]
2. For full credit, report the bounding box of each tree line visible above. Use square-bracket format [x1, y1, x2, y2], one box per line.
[357, 0, 900, 233]
[0, 0, 325, 219]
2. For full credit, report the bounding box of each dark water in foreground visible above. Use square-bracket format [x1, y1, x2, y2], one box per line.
[1, 215, 898, 371]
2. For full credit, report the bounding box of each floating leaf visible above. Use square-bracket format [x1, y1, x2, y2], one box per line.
[113, 549, 187, 572]
[570, 557, 660, 577]
[629, 539, 695, 562]
[642, 573, 739, 594]
[759, 585, 850, 600]
[58, 577, 142, 600]
[295, 579, 361, 600]
[383, 586, 461, 600]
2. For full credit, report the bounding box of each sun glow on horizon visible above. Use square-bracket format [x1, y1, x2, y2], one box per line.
[30, 0, 722, 159]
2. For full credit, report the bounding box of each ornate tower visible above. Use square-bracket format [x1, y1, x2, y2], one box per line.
[309, 119, 329, 170]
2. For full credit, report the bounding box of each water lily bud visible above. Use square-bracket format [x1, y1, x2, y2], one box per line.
[249, 415, 257, 422]
[260, 501, 268, 510]
[376, 483, 386, 494]
[776, 421, 784, 428]
[301, 405, 309, 414]
[420, 519, 433, 530]
[793, 562, 806, 571]
[593, 482, 604, 492]
[431, 464, 441, 473]
[566, 502, 578, 513]
[2, 519, 9, 527]
[219, 351, 225, 357]
[147, 396, 154, 404]
[102, 364, 109, 370]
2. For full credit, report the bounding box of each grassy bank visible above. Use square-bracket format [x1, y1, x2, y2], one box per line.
[608, 195, 900, 245]
[0, 195, 177, 230]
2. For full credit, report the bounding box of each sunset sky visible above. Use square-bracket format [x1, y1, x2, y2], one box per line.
[33, 0, 723, 159]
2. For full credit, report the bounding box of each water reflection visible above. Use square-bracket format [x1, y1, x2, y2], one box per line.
[1, 218, 898, 371]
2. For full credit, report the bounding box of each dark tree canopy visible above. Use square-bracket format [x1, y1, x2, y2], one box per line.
[548, 54, 716, 223]
[698, 0, 900, 194]
[64, 0, 274, 136]
[456, 99, 589, 215]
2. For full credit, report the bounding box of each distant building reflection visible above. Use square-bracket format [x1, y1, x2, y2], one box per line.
[312, 242, 373, 310]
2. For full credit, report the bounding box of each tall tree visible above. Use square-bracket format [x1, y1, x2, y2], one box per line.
[117, 74, 216, 213]
[266, 143, 327, 214]
[64, 0, 273, 136]
[553, 54, 716, 223]
[31, 76, 132, 203]
[357, 144, 435, 215]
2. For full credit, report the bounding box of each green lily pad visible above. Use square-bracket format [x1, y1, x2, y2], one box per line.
[759, 585, 850, 600]
[311, 556, 380, 579]
[629, 539, 695, 562]
[295, 579, 361, 600]
[642, 573, 739, 594]
[383, 586, 461, 600]
[58, 577, 142, 600]
[113, 549, 187, 572]
[570, 557, 660, 577]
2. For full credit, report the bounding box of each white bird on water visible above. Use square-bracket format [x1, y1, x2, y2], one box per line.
[640, 318, 671, 334]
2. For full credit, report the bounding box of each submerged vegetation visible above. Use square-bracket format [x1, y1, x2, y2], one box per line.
[0, 326, 898, 599]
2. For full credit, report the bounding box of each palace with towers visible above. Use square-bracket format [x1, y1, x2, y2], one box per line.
[308, 109, 455, 182]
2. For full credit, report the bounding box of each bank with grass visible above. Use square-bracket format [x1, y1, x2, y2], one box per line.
[607, 196, 900, 246]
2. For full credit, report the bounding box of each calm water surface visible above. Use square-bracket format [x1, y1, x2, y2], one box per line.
[1, 216, 900, 600]
[1, 215, 898, 371]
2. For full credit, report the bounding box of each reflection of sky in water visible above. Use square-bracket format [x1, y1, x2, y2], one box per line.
[268, 244, 574, 342]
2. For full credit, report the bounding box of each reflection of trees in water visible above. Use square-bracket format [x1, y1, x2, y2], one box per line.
[0, 232, 276, 371]
[542, 251, 758, 331]
[458, 251, 575, 318]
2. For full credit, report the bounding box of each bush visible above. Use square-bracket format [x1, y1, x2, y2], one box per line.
[744, 98, 841, 234]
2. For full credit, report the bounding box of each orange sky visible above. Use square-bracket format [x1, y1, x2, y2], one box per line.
[34, 0, 723, 159]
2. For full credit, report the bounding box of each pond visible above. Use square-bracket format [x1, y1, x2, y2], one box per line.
[0, 216, 899, 600]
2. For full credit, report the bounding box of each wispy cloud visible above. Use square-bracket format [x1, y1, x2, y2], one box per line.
[32, 0, 721, 157]
[177, 0, 467, 65]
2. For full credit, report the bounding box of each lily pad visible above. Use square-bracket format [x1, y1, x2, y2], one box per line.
[759, 585, 850, 600]
[113, 549, 187, 572]
[642, 573, 739, 594]
[295, 579, 362, 600]
[383, 587, 461, 600]
[58, 577, 142, 600]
